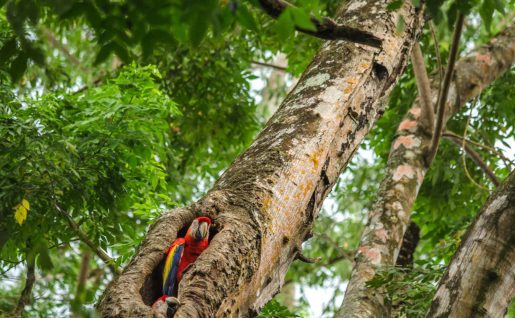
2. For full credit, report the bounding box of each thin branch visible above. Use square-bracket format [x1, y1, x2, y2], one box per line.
[75, 250, 91, 303]
[54, 204, 121, 275]
[252, 60, 287, 71]
[429, 21, 444, 94]
[42, 28, 88, 73]
[445, 134, 500, 187]
[258, 0, 382, 48]
[459, 110, 491, 190]
[318, 233, 353, 260]
[7, 259, 36, 318]
[426, 13, 465, 165]
[443, 131, 514, 167]
[410, 43, 434, 131]
[294, 245, 321, 264]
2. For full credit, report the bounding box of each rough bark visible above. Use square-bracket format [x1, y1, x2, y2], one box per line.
[426, 171, 515, 318]
[337, 20, 515, 318]
[98, 1, 424, 317]
[395, 221, 420, 268]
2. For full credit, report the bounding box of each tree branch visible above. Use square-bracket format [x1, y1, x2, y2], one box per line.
[426, 13, 465, 165]
[7, 258, 36, 318]
[427, 171, 515, 317]
[252, 60, 287, 71]
[54, 204, 121, 275]
[410, 43, 434, 132]
[42, 28, 88, 73]
[429, 21, 444, 100]
[258, 0, 382, 48]
[75, 250, 92, 304]
[443, 131, 514, 167]
[444, 133, 500, 187]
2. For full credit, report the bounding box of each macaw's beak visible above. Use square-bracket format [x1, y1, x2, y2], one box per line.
[194, 221, 210, 241]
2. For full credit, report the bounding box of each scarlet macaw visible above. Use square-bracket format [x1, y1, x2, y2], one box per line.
[162, 216, 211, 296]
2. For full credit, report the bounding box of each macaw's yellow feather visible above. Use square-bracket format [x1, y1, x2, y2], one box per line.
[162, 238, 185, 294]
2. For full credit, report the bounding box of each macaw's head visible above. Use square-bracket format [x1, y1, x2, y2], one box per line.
[187, 217, 211, 241]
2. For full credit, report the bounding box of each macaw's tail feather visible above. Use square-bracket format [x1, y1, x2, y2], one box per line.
[162, 239, 185, 296]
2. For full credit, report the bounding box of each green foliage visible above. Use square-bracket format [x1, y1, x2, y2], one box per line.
[0, 0, 513, 316]
[0, 63, 178, 300]
[257, 299, 299, 318]
[367, 263, 446, 317]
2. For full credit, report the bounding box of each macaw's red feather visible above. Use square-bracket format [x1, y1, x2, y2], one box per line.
[161, 217, 211, 296]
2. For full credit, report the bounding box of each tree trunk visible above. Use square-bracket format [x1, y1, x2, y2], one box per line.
[337, 20, 515, 318]
[426, 170, 515, 318]
[98, 1, 425, 317]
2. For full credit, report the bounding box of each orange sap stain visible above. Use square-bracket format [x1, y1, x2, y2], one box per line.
[309, 154, 319, 169]
[262, 195, 272, 212]
[346, 78, 358, 84]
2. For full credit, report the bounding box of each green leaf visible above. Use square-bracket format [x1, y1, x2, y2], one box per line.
[479, 0, 494, 31]
[94, 42, 115, 65]
[396, 16, 405, 34]
[236, 5, 258, 31]
[290, 7, 316, 31]
[189, 12, 209, 47]
[387, 0, 404, 11]
[0, 38, 18, 65]
[36, 241, 54, 271]
[275, 10, 295, 41]
[9, 53, 28, 82]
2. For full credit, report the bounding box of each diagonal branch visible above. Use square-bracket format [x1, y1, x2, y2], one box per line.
[410, 42, 434, 132]
[7, 258, 36, 318]
[252, 60, 287, 71]
[442, 131, 514, 167]
[54, 204, 121, 275]
[426, 13, 465, 165]
[444, 132, 500, 187]
[42, 28, 88, 73]
[258, 0, 382, 48]
[75, 250, 92, 303]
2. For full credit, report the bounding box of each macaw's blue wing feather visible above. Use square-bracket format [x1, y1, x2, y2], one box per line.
[163, 238, 185, 296]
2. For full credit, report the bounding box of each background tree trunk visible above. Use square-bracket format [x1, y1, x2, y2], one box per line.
[426, 170, 515, 318]
[98, 1, 425, 317]
[337, 21, 515, 318]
